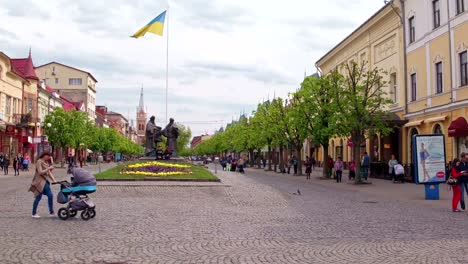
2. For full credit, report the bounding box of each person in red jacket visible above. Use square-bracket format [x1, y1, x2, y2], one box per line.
[451, 158, 463, 212]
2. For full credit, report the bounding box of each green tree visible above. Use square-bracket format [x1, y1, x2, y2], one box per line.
[176, 124, 192, 155]
[297, 75, 340, 178]
[335, 61, 393, 183]
[44, 109, 91, 167]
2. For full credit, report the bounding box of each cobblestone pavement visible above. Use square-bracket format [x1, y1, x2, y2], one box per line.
[1, 163, 468, 264]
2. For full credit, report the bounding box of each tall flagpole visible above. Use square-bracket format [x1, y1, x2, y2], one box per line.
[165, 8, 169, 124]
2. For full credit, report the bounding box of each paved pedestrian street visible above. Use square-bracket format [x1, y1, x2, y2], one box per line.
[1, 164, 468, 264]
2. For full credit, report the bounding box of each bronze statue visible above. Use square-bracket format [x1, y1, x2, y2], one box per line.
[162, 118, 179, 157]
[145, 116, 162, 156]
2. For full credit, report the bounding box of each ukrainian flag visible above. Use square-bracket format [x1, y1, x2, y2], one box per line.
[131, 11, 166, 38]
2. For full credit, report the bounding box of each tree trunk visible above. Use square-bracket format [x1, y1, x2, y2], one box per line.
[257, 149, 262, 169]
[295, 146, 303, 176]
[249, 149, 254, 167]
[273, 147, 277, 172]
[267, 143, 272, 171]
[353, 134, 363, 184]
[279, 145, 284, 173]
[322, 143, 329, 178]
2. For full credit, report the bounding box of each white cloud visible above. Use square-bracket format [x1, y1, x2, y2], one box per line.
[0, 0, 384, 137]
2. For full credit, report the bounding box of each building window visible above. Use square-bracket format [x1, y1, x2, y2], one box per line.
[433, 0, 440, 29]
[27, 99, 33, 112]
[0, 65, 3, 80]
[5, 96, 11, 115]
[411, 73, 417, 101]
[435, 62, 443, 94]
[409, 16, 415, 43]
[457, 0, 465, 14]
[69, 78, 82, 85]
[12, 99, 17, 115]
[461, 51, 468, 87]
[55, 78, 59, 84]
[434, 124, 443, 134]
[390, 73, 397, 102]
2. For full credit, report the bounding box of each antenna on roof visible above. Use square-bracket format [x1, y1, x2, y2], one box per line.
[28, 47, 31, 58]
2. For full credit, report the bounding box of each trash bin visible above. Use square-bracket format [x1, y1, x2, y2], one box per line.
[424, 183, 440, 200]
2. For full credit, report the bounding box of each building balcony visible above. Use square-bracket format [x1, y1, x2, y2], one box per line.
[13, 114, 40, 127]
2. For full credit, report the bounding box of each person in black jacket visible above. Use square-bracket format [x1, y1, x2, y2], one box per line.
[13, 154, 21, 176]
[3, 155, 10, 175]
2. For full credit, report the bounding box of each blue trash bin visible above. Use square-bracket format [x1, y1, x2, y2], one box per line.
[424, 183, 440, 200]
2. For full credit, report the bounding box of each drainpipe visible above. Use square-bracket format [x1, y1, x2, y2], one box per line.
[447, 0, 455, 159]
[397, 0, 409, 165]
[397, 0, 409, 116]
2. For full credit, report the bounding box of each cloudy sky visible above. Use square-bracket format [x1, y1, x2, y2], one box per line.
[0, 0, 384, 137]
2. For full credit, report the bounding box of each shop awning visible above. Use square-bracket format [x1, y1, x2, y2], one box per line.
[425, 115, 447, 123]
[448, 117, 468, 137]
[404, 120, 423, 127]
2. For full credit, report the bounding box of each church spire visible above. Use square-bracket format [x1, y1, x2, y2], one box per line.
[138, 85, 144, 112]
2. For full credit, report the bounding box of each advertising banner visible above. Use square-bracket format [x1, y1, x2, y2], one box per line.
[412, 134, 446, 184]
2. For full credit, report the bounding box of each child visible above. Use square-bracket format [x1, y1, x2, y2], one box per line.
[334, 157, 344, 183]
[349, 160, 356, 180]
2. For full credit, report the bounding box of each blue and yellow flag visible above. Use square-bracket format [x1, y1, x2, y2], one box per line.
[131, 11, 166, 38]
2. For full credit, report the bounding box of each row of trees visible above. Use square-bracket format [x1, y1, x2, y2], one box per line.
[44, 109, 144, 166]
[194, 62, 394, 183]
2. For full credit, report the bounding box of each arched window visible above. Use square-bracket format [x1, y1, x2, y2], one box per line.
[433, 124, 443, 134]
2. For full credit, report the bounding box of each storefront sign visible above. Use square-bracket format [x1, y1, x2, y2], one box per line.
[412, 134, 446, 184]
[5, 125, 15, 136]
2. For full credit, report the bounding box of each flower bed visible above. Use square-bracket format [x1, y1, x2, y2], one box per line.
[121, 161, 192, 177]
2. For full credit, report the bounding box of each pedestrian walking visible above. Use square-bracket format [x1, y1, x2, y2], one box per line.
[334, 157, 344, 183]
[349, 159, 356, 180]
[29, 152, 57, 218]
[3, 155, 9, 175]
[388, 154, 398, 181]
[231, 158, 237, 172]
[262, 156, 266, 169]
[13, 154, 21, 176]
[327, 155, 333, 178]
[226, 155, 232, 172]
[287, 156, 293, 174]
[0, 152, 4, 171]
[238, 157, 245, 174]
[361, 152, 370, 181]
[293, 156, 298, 175]
[22, 154, 30, 171]
[450, 158, 463, 212]
[304, 156, 312, 180]
[311, 157, 316, 171]
[458, 153, 468, 210]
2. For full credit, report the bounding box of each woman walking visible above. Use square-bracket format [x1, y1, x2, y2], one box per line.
[13, 154, 21, 176]
[450, 158, 463, 212]
[3, 155, 10, 175]
[29, 152, 57, 218]
[305, 156, 312, 180]
[349, 159, 356, 181]
[334, 157, 344, 183]
[388, 154, 398, 181]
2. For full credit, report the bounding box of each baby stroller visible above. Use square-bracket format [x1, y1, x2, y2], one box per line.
[393, 164, 405, 183]
[54, 167, 97, 221]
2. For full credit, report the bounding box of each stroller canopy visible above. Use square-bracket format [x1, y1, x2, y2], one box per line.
[71, 168, 96, 186]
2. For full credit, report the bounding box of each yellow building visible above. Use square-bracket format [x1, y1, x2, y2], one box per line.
[316, 2, 406, 163]
[0, 51, 40, 160]
[403, 0, 468, 163]
[35, 62, 98, 121]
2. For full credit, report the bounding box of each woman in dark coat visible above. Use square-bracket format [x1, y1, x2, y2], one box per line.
[3, 155, 10, 175]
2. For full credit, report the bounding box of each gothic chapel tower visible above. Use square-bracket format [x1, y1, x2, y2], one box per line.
[136, 87, 147, 146]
